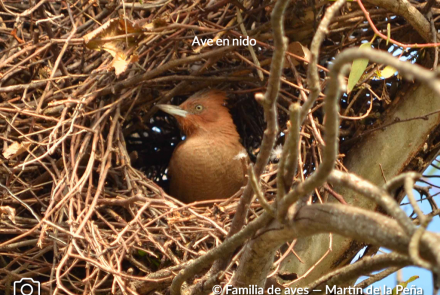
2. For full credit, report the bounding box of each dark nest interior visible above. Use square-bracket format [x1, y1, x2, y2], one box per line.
[0, 0, 439, 294]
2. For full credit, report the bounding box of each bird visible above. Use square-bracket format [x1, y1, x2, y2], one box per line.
[156, 90, 246, 203]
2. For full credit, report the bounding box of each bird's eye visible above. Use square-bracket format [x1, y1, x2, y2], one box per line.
[195, 105, 204, 112]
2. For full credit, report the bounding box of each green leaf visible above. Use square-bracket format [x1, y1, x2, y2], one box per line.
[347, 42, 371, 93]
[392, 276, 419, 295]
[137, 250, 147, 256]
[377, 65, 397, 79]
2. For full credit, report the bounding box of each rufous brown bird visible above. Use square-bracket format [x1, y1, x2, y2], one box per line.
[157, 90, 246, 203]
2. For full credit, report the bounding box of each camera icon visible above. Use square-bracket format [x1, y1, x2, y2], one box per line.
[13, 278, 40, 295]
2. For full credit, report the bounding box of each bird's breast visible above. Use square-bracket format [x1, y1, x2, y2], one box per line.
[168, 136, 246, 203]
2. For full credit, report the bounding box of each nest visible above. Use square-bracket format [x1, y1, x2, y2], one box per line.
[0, 0, 433, 294]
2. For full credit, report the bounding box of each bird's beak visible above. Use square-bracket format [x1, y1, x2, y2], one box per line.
[156, 104, 188, 117]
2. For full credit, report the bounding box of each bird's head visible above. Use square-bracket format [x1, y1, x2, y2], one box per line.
[157, 90, 237, 137]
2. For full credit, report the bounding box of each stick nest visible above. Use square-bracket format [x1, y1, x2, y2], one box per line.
[0, 0, 427, 294]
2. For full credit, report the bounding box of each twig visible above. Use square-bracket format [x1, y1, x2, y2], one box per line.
[355, 267, 401, 289]
[276, 103, 301, 209]
[306, 252, 413, 290]
[357, 0, 438, 48]
[301, 0, 347, 122]
[329, 170, 416, 235]
[0, 0, 47, 17]
[248, 164, 275, 217]
[169, 212, 271, 295]
[212, 0, 290, 275]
